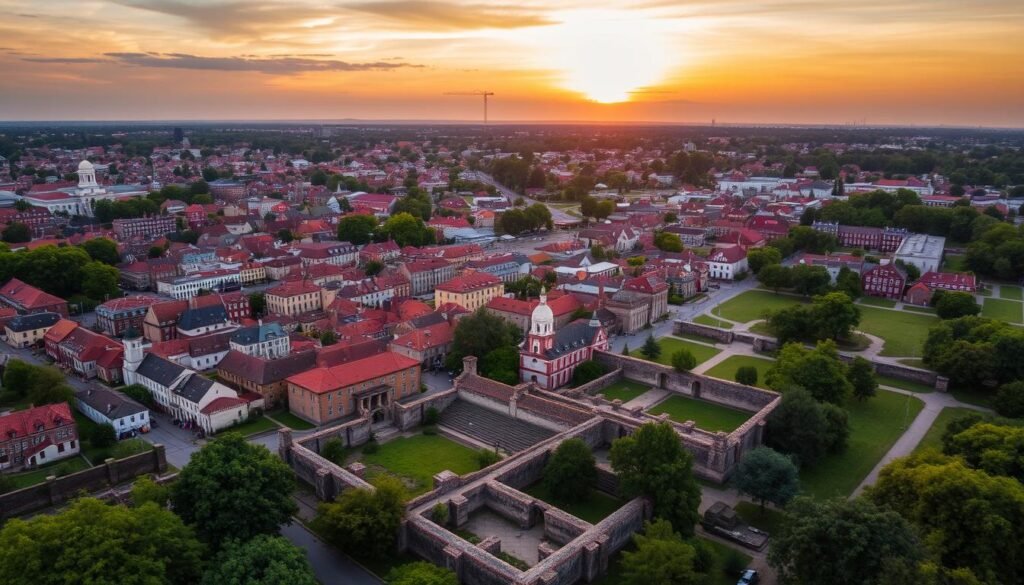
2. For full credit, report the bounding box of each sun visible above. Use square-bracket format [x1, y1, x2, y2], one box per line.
[544, 10, 674, 103]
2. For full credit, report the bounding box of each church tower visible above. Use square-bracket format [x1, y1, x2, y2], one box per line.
[526, 294, 555, 355]
[122, 328, 145, 384]
[77, 160, 99, 191]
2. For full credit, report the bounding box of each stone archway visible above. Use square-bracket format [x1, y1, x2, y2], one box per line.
[691, 380, 702, 398]
[658, 372, 668, 389]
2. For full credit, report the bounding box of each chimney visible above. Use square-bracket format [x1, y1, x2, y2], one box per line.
[462, 355, 478, 376]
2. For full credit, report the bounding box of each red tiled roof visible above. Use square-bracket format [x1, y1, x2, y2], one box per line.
[0, 278, 66, 311]
[436, 272, 501, 293]
[288, 351, 418, 394]
[268, 280, 321, 297]
[200, 396, 247, 415]
[0, 402, 74, 439]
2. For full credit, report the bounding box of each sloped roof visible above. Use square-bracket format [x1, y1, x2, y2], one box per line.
[135, 353, 187, 387]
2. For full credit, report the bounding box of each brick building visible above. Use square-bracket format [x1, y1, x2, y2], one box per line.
[112, 216, 176, 240]
[96, 296, 161, 337]
[861, 263, 908, 300]
[0, 402, 79, 471]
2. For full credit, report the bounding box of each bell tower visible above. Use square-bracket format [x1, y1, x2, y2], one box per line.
[526, 295, 555, 355]
[122, 328, 145, 384]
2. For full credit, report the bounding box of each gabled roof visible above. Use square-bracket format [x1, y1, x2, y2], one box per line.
[0, 402, 74, 439]
[74, 387, 146, 420]
[217, 349, 317, 385]
[174, 374, 216, 404]
[178, 305, 228, 331]
[135, 353, 187, 387]
[6, 311, 60, 332]
[0, 278, 66, 310]
[288, 351, 418, 394]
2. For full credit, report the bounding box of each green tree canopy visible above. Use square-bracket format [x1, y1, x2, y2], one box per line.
[765, 388, 839, 468]
[1, 222, 30, 243]
[610, 422, 702, 535]
[933, 291, 982, 319]
[81, 261, 120, 301]
[386, 562, 458, 585]
[201, 535, 318, 585]
[671, 348, 697, 372]
[769, 496, 923, 585]
[733, 447, 800, 510]
[79, 237, 121, 265]
[641, 334, 661, 360]
[848, 356, 878, 402]
[378, 212, 433, 247]
[766, 340, 853, 404]
[336, 214, 378, 245]
[0, 498, 203, 585]
[758, 264, 793, 293]
[543, 438, 598, 503]
[747, 247, 783, 274]
[171, 433, 297, 548]
[313, 475, 407, 560]
[571, 360, 608, 387]
[620, 519, 701, 585]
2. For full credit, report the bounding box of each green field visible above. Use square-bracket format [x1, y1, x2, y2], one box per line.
[716, 290, 804, 323]
[857, 306, 938, 357]
[704, 355, 775, 389]
[631, 337, 721, 366]
[221, 415, 279, 437]
[857, 296, 897, 308]
[799, 389, 923, 498]
[2, 455, 91, 493]
[903, 305, 936, 314]
[876, 374, 934, 393]
[943, 254, 967, 272]
[599, 379, 651, 403]
[1000, 285, 1023, 300]
[648, 395, 752, 433]
[914, 407, 1024, 454]
[983, 298, 1023, 323]
[694, 314, 734, 329]
[525, 482, 623, 524]
[362, 434, 480, 495]
[267, 410, 316, 430]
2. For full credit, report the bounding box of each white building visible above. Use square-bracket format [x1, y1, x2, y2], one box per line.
[706, 247, 749, 280]
[18, 160, 149, 216]
[156, 270, 242, 300]
[74, 387, 150, 438]
[229, 322, 290, 359]
[894, 234, 945, 274]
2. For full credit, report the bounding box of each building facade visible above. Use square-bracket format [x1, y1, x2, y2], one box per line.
[434, 273, 504, 312]
[0, 403, 79, 471]
[519, 296, 609, 390]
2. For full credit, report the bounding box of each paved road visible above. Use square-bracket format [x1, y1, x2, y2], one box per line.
[474, 171, 577, 224]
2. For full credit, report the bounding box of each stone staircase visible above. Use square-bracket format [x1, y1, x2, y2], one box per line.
[439, 400, 556, 453]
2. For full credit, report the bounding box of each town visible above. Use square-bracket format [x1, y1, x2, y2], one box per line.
[1, 122, 1023, 585]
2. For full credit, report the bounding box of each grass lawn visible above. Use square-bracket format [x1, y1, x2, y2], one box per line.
[733, 501, 787, 535]
[694, 314, 734, 329]
[949, 387, 995, 409]
[524, 482, 623, 524]
[944, 254, 967, 272]
[704, 355, 775, 389]
[648, 395, 751, 433]
[876, 374, 934, 393]
[858, 296, 897, 308]
[715, 290, 805, 323]
[2, 455, 91, 493]
[800, 389, 923, 499]
[914, 407, 1024, 454]
[221, 415, 279, 437]
[362, 434, 480, 496]
[1000, 285, 1024, 300]
[267, 410, 316, 430]
[978, 287, 993, 297]
[983, 298, 1023, 323]
[903, 305, 936, 314]
[631, 337, 720, 366]
[858, 306, 937, 357]
[598, 379, 652, 403]
[897, 358, 929, 368]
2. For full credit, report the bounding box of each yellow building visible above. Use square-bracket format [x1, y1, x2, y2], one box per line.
[239, 262, 267, 285]
[265, 280, 322, 317]
[434, 272, 504, 312]
[3, 312, 61, 348]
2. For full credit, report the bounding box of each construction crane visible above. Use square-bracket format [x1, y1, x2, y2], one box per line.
[444, 91, 495, 124]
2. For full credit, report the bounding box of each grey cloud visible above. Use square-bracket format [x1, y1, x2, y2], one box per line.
[22, 57, 110, 64]
[102, 52, 422, 73]
[346, 1, 554, 30]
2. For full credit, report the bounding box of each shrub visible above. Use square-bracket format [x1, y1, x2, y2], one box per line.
[424, 407, 439, 425]
[542, 438, 597, 503]
[320, 438, 347, 464]
[476, 449, 501, 469]
[735, 366, 758, 386]
[671, 349, 697, 372]
[994, 381, 1024, 418]
[430, 502, 448, 525]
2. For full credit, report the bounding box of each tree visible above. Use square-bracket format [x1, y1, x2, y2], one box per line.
[868, 453, 1024, 585]
[621, 342, 629, 356]
[834, 266, 862, 298]
[90, 423, 117, 448]
[610, 422, 702, 534]
[81, 261, 120, 301]
[767, 341, 852, 405]
[765, 389, 831, 468]
[653, 231, 683, 252]
[620, 519, 701, 585]
[201, 535, 317, 585]
[671, 349, 697, 372]
[821, 403, 850, 454]
[249, 292, 266, 318]
[1, 358, 33, 397]
[171, 433, 297, 548]
[758, 264, 792, 293]
[943, 422, 1024, 482]
[994, 381, 1024, 418]
[379, 212, 432, 247]
[571, 360, 608, 387]
[386, 562, 458, 585]
[319, 330, 338, 346]
[733, 447, 800, 510]
[131, 476, 170, 507]
[277, 228, 294, 243]
[935, 291, 981, 319]
[364, 260, 384, 276]
[640, 334, 661, 360]
[769, 496, 923, 585]
[0, 498, 203, 585]
[543, 438, 598, 503]
[747, 247, 782, 274]
[449, 309, 522, 375]
[735, 366, 758, 386]
[810, 292, 860, 340]
[79, 238, 121, 265]
[848, 357, 878, 401]
[791, 264, 832, 296]
[480, 346, 519, 385]
[313, 475, 406, 560]
[148, 245, 164, 258]
[1, 222, 30, 243]
[337, 214, 378, 245]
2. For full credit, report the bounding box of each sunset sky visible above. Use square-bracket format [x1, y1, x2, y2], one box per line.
[1, 0, 1022, 126]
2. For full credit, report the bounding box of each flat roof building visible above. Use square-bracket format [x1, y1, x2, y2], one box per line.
[894, 233, 945, 274]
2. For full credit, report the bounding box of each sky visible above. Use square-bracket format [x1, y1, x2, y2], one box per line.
[0, 0, 1022, 126]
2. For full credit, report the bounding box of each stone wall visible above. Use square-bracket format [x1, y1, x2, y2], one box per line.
[874, 362, 938, 387]
[394, 388, 458, 431]
[571, 368, 623, 397]
[674, 320, 734, 343]
[0, 444, 168, 519]
[279, 428, 372, 501]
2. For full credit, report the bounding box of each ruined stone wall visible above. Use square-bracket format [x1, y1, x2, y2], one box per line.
[296, 415, 372, 452]
[0, 445, 168, 519]
[483, 480, 536, 528]
[571, 368, 623, 397]
[674, 320, 735, 343]
[543, 506, 591, 545]
[394, 388, 458, 431]
[874, 362, 938, 386]
[404, 516, 520, 585]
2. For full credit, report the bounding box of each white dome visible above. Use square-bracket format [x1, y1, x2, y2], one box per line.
[530, 294, 554, 336]
[78, 160, 94, 171]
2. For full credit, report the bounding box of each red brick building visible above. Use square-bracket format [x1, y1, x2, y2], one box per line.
[96, 296, 161, 337]
[861, 263, 907, 300]
[0, 402, 79, 471]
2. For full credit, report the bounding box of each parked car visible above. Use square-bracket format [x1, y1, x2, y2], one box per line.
[737, 569, 759, 585]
